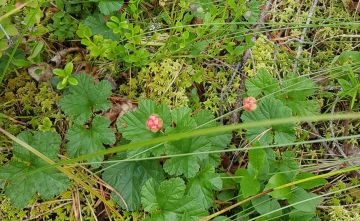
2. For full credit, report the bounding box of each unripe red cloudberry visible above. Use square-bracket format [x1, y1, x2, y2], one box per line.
[243, 97, 257, 112]
[146, 114, 163, 132]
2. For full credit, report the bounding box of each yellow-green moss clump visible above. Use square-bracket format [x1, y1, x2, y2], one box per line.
[327, 206, 360, 221]
[0, 71, 63, 133]
[320, 179, 360, 220]
[120, 58, 195, 107]
[243, 35, 293, 77]
[119, 58, 242, 115]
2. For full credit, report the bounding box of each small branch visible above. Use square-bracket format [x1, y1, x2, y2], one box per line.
[292, 0, 319, 72]
[0, 113, 27, 126]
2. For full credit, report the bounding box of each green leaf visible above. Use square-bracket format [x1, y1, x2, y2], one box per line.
[278, 74, 319, 116]
[288, 188, 323, 213]
[251, 195, 282, 220]
[167, 107, 197, 133]
[193, 109, 232, 166]
[245, 68, 279, 97]
[68, 77, 78, 85]
[295, 173, 328, 190]
[241, 96, 295, 145]
[66, 116, 115, 168]
[164, 137, 212, 178]
[64, 62, 73, 75]
[193, 109, 232, 147]
[240, 174, 260, 198]
[248, 146, 268, 177]
[142, 178, 185, 212]
[187, 165, 222, 209]
[57, 81, 66, 90]
[245, 0, 261, 23]
[278, 151, 299, 180]
[0, 131, 69, 208]
[98, 1, 123, 15]
[102, 154, 164, 210]
[28, 42, 44, 60]
[76, 23, 92, 38]
[283, 99, 320, 117]
[141, 178, 207, 220]
[60, 73, 112, 124]
[264, 173, 291, 200]
[53, 68, 65, 77]
[84, 14, 120, 40]
[289, 209, 316, 221]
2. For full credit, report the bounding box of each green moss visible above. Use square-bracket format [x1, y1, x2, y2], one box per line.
[120, 58, 195, 107]
[0, 71, 64, 151]
[243, 35, 293, 77]
[119, 58, 242, 115]
[327, 206, 360, 221]
[0, 71, 63, 130]
[319, 180, 360, 220]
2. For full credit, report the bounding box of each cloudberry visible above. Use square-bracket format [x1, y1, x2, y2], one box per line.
[243, 97, 257, 111]
[146, 114, 163, 132]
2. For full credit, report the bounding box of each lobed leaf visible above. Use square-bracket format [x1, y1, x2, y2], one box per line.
[60, 73, 112, 124]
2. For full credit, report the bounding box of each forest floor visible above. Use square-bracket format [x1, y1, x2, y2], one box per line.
[0, 0, 360, 221]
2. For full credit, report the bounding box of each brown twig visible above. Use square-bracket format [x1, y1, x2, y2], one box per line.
[0, 113, 27, 126]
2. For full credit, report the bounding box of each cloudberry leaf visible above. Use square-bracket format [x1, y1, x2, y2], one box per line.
[0, 131, 70, 208]
[295, 173, 328, 190]
[288, 188, 323, 213]
[245, 68, 279, 97]
[66, 116, 115, 168]
[102, 154, 164, 211]
[247, 146, 269, 179]
[164, 137, 212, 178]
[289, 209, 316, 221]
[246, 69, 319, 116]
[167, 107, 197, 133]
[98, 0, 123, 16]
[278, 151, 299, 180]
[264, 173, 291, 200]
[241, 96, 295, 145]
[240, 174, 260, 198]
[187, 165, 222, 209]
[60, 73, 112, 124]
[251, 195, 282, 220]
[141, 178, 207, 221]
[279, 74, 320, 116]
[193, 109, 232, 147]
[193, 109, 232, 166]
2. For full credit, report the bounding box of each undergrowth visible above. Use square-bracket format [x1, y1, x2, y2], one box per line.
[0, 0, 359, 220]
